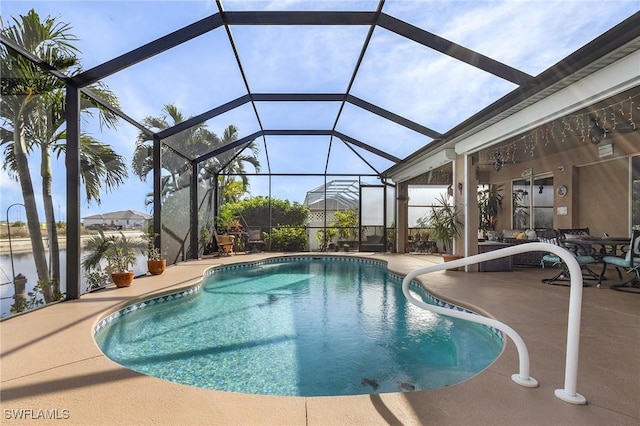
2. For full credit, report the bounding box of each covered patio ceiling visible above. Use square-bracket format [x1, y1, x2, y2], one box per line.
[475, 85, 640, 172]
[3, 1, 637, 183]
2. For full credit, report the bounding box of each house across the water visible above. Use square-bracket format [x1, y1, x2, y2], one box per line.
[82, 210, 152, 230]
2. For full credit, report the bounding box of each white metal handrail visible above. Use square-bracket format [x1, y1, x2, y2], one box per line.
[401, 242, 587, 404]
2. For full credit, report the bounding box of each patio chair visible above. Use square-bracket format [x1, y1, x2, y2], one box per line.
[598, 230, 640, 293]
[539, 231, 598, 286]
[213, 228, 235, 256]
[246, 227, 266, 253]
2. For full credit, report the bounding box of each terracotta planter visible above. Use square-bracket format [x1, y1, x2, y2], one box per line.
[218, 235, 234, 254]
[442, 254, 464, 271]
[111, 271, 135, 287]
[147, 259, 166, 275]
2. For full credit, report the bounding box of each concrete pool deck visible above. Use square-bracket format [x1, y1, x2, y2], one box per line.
[1, 252, 639, 425]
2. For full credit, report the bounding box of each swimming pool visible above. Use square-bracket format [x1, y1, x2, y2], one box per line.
[94, 256, 503, 396]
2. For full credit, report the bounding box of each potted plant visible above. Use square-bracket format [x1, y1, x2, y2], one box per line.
[82, 230, 146, 288]
[144, 233, 166, 275]
[215, 207, 238, 234]
[429, 194, 463, 264]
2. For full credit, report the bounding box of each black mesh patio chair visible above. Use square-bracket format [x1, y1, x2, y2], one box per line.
[539, 230, 598, 286]
[246, 227, 266, 253]
[598, 230, 640, 293]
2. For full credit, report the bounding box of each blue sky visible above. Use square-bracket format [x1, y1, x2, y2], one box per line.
[1, 0, 638, 223]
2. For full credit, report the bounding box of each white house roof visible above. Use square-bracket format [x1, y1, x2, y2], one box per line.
[82, 210, 152, 220]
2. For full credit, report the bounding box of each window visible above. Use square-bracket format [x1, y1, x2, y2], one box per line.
[512, 176, 554, 230]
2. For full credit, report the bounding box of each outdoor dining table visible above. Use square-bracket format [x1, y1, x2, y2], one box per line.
[569, 236, 630, 259]
[568, 236, 631, 287]
[540, 236, 631, 286]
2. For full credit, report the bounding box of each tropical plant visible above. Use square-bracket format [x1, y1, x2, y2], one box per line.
[478, 184, 503, 235]
[207, 124, 261, 204]
[142, 233, 165, 260]
[132, 107, 260, 213]
[429, 194, 463, 253]
[512, 188, 530, 230]
[85, 270, 110, 292]
[316, 227, 338, 251]
[332, 209, 358, 242]
[1, 9, 125, 306]
[132, 104, 217, 194]
[82, 230, 146, 274]
[387, 222, 397, 251]
[215, 205, 238, 234]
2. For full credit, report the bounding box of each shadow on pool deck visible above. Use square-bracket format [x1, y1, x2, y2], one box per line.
[1, 252, 639, 425]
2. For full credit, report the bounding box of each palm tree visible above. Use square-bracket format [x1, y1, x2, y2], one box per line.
[1, 9, 127, 305]
[24, 87, 125, 291]
[212, 124, 261, 204]
[132, 104, 220, 194]
[1, 9, 79, 303]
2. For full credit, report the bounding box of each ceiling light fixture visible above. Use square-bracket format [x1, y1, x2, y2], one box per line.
[493, 156, 503, 171]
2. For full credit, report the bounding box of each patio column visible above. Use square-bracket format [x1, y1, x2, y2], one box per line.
[190, 160, 199, 260]
[463, 153, 480, 271]
[397, 182, 409, 253]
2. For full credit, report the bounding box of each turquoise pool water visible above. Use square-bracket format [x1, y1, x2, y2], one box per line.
[95, 257, 503, 396]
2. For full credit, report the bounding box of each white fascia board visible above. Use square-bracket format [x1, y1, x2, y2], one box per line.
[455, 49, 640, 155]
[389, 148, 455, 183]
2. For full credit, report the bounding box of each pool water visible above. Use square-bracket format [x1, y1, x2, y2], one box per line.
[95, 258, 502, 396]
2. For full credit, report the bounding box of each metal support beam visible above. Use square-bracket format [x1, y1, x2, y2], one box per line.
[334, 131, 402, 163]
[153, 135, 162, 252]
[156, 95, 251, 140]
[347, 95, 443, 139]
[251, 93, 346, 102]
[72, 14, 224, 87]
[65, 85, 81, 300]
[377, 13, 533, 86]
[190, 161, 199, 260]
[222, 11, 378, 26]
[195, 131, 261, 163]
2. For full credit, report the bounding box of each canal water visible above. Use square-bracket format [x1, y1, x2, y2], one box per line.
[0, 250, 148, 319]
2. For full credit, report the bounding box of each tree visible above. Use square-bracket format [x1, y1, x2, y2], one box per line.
[132, 104, 219, 194]
[1, 9, 79, 303]
[429, 194, 462, 253]
[332, 209, 358, 242]
[133, 107, 260, 226]
[1, 10, 127, 306]
[209, 125, 260, 204]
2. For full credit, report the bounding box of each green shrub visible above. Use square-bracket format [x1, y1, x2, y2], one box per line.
[228, 196, 309, 228]
[266, 226, 308, 251]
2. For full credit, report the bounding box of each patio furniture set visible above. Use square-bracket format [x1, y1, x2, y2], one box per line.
[477, 228, 639, 293]
[537, 228, 639, 292]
